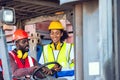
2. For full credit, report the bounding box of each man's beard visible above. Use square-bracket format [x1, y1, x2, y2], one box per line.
[19, 45, 29, 52]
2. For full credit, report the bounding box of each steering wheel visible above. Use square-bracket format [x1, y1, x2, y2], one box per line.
[32, 62, 61, 80]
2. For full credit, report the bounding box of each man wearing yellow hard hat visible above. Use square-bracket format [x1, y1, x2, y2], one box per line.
[39, 21, 74, 80]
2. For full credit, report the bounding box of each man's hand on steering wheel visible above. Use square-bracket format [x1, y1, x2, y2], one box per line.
[41, 67, 52, 75]
[32, 62, 62, 79]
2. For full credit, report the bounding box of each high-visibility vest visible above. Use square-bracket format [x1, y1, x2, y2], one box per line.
[9, 51, 34, 68]
[9, 51, 34, 80]
[43, 42, 73, 69]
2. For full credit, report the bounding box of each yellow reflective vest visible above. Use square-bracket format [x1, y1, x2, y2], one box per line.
[43, 42, 74, 69]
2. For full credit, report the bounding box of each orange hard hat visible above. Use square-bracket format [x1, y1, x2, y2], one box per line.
[12, 29, 28, 41]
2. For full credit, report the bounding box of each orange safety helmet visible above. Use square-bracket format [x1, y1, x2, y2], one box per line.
[12, 29, 28, 41]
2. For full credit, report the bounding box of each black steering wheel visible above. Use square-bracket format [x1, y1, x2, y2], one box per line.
[32, 62, 61, 80]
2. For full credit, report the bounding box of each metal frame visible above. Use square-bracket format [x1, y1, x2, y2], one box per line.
[113, 0, 120, 80]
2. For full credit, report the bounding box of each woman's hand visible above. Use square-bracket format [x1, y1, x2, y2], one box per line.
[52, 64, 62, 72]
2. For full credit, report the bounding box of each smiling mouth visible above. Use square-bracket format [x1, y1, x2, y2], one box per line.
[25, 46, 29, 49]
[53, 38, 58, 40]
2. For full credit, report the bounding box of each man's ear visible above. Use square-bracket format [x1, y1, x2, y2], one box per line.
[15, 41, 19, 48]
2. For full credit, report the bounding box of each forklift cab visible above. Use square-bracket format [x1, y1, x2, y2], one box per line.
[0, 0, 118, 80]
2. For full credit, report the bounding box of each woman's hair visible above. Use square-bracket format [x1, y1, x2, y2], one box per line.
[60, 30, 69, 42]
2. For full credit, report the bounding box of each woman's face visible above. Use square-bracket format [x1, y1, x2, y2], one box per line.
[50, 29, 63, 44]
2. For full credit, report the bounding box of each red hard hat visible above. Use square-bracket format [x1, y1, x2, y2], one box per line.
[12, 29, 28, 41]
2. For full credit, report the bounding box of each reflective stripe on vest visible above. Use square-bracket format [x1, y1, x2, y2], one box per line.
[43, 42, 72, 69]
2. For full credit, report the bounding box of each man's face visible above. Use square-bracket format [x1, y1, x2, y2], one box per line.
[16, 38, 29, 52]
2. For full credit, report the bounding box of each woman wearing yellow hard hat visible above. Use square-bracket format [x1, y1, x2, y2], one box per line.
[39, 21, 74, 80]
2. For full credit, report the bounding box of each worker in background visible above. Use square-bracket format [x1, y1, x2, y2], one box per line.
[9, 29, 52, 80]
[39, 21, 74, 80]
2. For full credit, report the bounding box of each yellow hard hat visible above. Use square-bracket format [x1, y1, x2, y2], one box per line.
[48, 21, 64, 30]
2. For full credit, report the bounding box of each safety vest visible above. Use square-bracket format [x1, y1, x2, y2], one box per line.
[9, 51, 34, 68]
[9, 51, 34, 80]
[43, 42, 73, 69]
